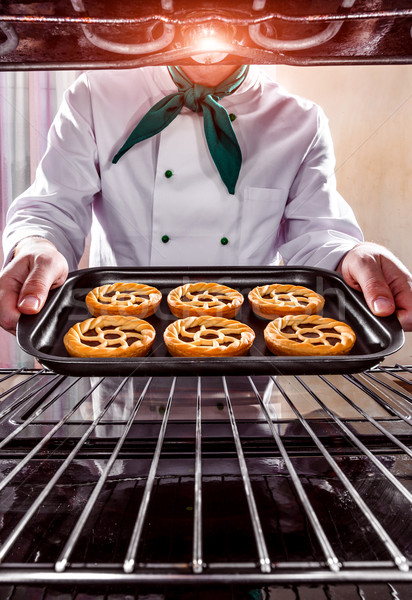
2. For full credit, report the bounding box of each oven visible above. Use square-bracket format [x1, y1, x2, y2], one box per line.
[0, 366, 412, 598]
[1, 1, 412, 598]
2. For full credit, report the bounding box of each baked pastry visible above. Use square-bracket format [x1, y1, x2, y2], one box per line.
[248, 284, 325, 320]
[86, 282, 162, 318]
[167, 282, 244, 318]
[264, 314, 356, 356]
[163, 316, 255, 357]
[63, 315, 156, 358]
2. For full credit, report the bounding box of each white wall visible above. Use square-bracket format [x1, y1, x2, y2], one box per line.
[274, 64, 412, 272]
[262, 63, 412, 363]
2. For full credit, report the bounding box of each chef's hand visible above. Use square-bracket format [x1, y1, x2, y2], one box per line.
[0, 237, 68, 335]
[338, 242, 412, 331]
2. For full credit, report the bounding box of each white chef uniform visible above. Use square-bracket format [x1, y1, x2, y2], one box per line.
[2, 65, 363, 271]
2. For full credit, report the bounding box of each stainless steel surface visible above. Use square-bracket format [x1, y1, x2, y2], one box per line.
[0, 366, 411, 588]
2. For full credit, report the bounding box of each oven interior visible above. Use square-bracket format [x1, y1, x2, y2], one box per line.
[1, 1, 412, 70]
[0, 366, 411, 598]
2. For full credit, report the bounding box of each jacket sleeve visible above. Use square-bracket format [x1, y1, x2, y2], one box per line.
[276, 106, 364, 270]
[2, 73, 100, 271]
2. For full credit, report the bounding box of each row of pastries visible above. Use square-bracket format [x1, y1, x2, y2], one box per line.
[63, 281, 356, 358]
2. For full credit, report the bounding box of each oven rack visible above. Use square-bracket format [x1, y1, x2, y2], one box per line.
[0, 366, 411, 586]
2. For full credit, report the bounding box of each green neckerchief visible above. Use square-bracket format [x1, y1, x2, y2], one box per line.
[112, 65, 249, 194]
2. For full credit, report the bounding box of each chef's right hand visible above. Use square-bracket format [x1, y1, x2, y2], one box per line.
[0, 237, 68, 335]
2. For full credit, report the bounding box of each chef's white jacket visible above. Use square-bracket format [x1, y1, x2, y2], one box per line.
[3, 65, 363, 271]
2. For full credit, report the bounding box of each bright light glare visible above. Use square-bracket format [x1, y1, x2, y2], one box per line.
[187, 23, 229, 64]
[198, 31, 221, 52]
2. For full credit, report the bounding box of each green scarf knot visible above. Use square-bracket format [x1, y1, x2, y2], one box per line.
[183, 82, 213, 112]
[112, 65, 249, 195]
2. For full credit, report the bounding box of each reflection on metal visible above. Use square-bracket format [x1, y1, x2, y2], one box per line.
[70, 0, 175, 55]
[0, 23, 18, 56]
[1, 8, 412, 26]
[249, 0, 356, 51]
[0, 2, 412, 68]
[0, 366, 411, 584]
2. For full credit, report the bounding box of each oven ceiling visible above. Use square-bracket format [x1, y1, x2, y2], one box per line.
[1, 0, 412, 70]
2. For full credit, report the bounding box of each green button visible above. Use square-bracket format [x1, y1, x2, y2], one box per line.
[220, 237, 229, 245]
[164, 169, 173, 178]
[229, 113, 236, 122]
[161, 235, 170, 243]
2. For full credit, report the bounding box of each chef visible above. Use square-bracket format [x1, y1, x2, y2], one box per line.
[1, 62, 412, 334]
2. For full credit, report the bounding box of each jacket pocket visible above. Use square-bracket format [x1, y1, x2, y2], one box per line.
[238, 186, 286, 265]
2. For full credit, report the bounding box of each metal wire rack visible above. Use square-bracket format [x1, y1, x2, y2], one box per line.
[0, 365, 411, 589]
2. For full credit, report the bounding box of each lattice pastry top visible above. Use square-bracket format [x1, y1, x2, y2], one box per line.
[163, 316, 255, 357]
[167, 282, 244, 318]
[248, 284, 325, 320]
[264, 314, 356, 356]
[86, 282, 162, 317]
[63, 315, 156, 358]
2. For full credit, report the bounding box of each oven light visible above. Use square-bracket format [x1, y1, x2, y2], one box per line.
[183, 20, 233, 64]
[196, 26, 221, 52]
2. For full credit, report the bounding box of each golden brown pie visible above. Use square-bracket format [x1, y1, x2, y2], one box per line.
[85, 282, 162, 318]
[248, 283, 325, 320]
[63, 315, 156, 358]
[163, 316, 255, 357]
[264, 314, 356, 356]
[167, 282, 244, 318]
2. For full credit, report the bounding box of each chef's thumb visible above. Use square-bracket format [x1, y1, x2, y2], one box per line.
[17, 264, 63, 315]
[357, 277, 396, 318]
[18, 295, 42, 313]
[371, 295, 396, 317]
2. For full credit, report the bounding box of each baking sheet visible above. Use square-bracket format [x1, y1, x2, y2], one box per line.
[17, 266, 404, 376]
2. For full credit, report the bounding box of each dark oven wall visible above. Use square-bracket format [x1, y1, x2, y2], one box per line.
[1, 0, 412, 70]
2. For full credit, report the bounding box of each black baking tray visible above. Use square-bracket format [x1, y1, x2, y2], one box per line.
[17, 266, 404, 376]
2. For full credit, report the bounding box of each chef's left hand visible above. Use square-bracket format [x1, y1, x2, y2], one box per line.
[338, 242, 412, 331]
